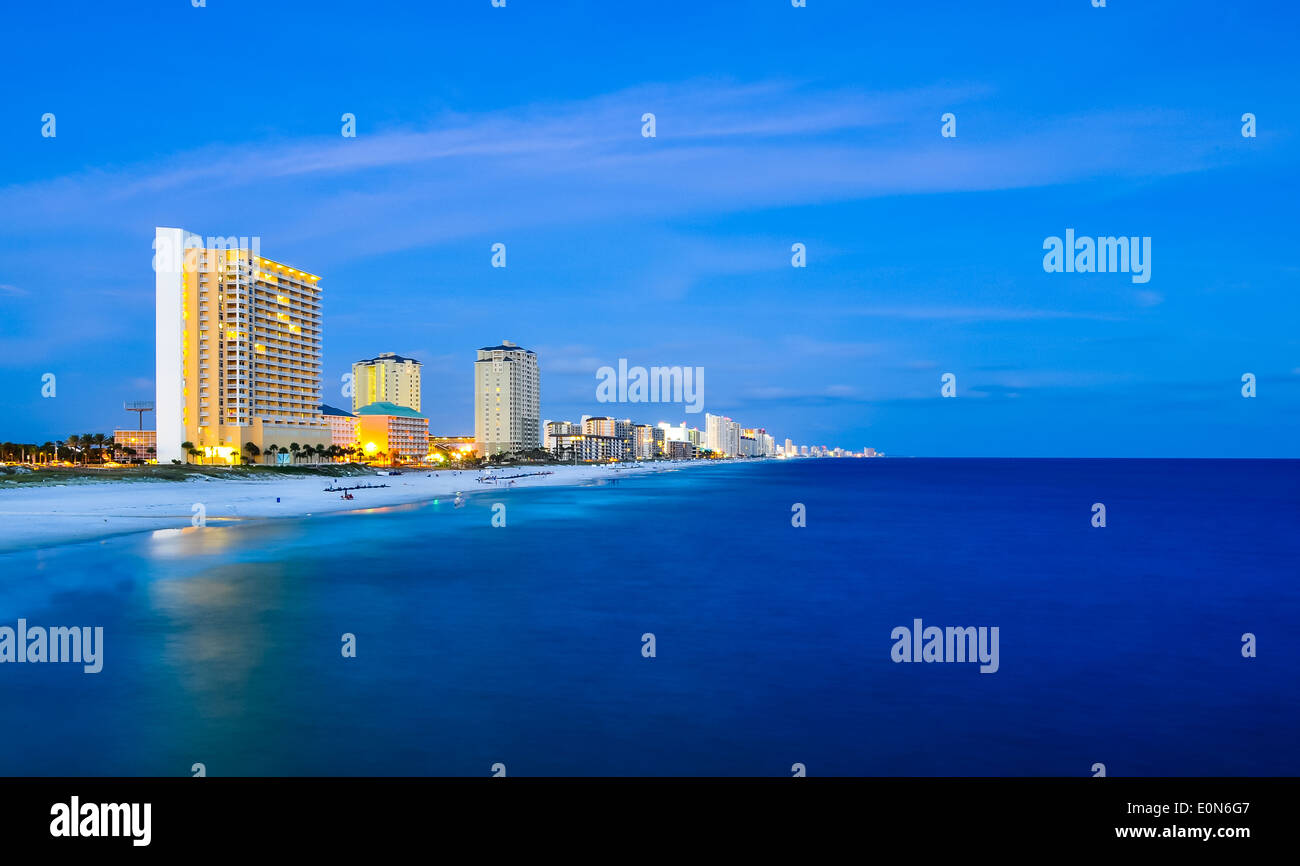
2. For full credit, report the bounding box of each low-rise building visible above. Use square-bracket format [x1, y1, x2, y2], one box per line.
[112, 429, 157, 463]
[667, 440, 697, 460]
[356, 401, 429, 464]
[544, 420, 578, 450]
[429, 434, 476, 462]
[320, 404, 358, 450]
[550, 433, 623, 462]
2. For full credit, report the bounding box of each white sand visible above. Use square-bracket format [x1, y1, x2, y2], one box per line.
[0, 461, 716, 553]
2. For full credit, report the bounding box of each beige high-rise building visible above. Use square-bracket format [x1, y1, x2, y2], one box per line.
[351, 352, 422, 414]
[154, 228, 329, 464]
[474, 340, 540, 456]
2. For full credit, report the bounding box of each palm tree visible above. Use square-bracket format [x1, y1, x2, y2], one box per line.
[66, 434, 80, 463]
[92, 433, 107, 464]
[146, 445, 156, 464]
[289, 442, 301, 464]
[81, 434, 95, 464]
[266, 444, 279, 466]
[180, 441, 195, 464]
[243, 442, 261, 465]
[187, 446, 202, 463]
[123, 446, 137, 463]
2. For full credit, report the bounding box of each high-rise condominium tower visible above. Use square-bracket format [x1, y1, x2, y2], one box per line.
[154, 227, 328, 464]
[352, 352, 422, 414]
[474, 340, 540, 456]
[705, 412, 739, 457]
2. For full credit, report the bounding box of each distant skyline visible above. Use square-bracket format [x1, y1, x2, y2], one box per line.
[1, 1, 1297, 456]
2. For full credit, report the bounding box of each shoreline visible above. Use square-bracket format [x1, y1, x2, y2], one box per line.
[0, 460, 727, 555]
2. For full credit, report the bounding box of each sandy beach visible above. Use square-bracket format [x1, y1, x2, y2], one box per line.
[0, 461, 715, 553]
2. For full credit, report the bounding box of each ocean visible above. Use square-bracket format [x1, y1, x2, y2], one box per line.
[1, 458, 1296, 776]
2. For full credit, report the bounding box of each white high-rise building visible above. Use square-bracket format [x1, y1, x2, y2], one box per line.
[705, 413, 727, 455]
[474, 340, 540, 456]
[154, 227, 328, 465]
[633, 424, 657, 459]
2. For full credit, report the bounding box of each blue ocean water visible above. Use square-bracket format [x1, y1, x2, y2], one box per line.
[0, 458, 1296, 776]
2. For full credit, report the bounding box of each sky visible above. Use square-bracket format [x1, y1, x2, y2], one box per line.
[0, 0, 1296, 456]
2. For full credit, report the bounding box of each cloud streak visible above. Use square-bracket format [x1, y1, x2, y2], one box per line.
[0, 80, 1248, 271]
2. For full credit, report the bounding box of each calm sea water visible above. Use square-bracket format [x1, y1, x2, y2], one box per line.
[1, 459, 1296, 776]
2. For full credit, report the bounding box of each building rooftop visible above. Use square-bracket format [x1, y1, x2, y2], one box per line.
[254, 257, 320, 283]
[355, 401, 427, 419]
[479, 340, 535, 353]
[355, 352, 422, 365]
[319, 403, 356, 418]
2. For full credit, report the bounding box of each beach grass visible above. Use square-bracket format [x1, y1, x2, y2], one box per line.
[0, 463, 379, 486]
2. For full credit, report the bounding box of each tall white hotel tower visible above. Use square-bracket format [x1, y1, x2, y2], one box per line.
[154, 228, 329, 464]
[474, 340, 540, 456]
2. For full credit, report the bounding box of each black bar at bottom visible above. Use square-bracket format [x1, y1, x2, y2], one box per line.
[0, 778, 1287, 853]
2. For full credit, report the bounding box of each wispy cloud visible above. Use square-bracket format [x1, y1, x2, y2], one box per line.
[843, 305, 1125, 322]
[0, 80, 1248, 273]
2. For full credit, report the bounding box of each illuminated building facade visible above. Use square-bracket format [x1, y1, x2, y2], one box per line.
[633, 423, 657, 459]
[544, 420, 579, 450]
[582, 416, 616, 437]
[428, 435, 476, 462]
[667, 440, 697, 460]
[154, 228, 328, 464]
[356, 401, 429, 464]
[706, 413, 741, 456]
[474, 341, 540, 456]
[549, 433, 623, 462]
[112, 429, 157, 463]
[320, 404, 358, 449]
[351, 352, 422, 414]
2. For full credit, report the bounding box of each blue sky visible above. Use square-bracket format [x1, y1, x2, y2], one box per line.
[1, 0, 1296, 455]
